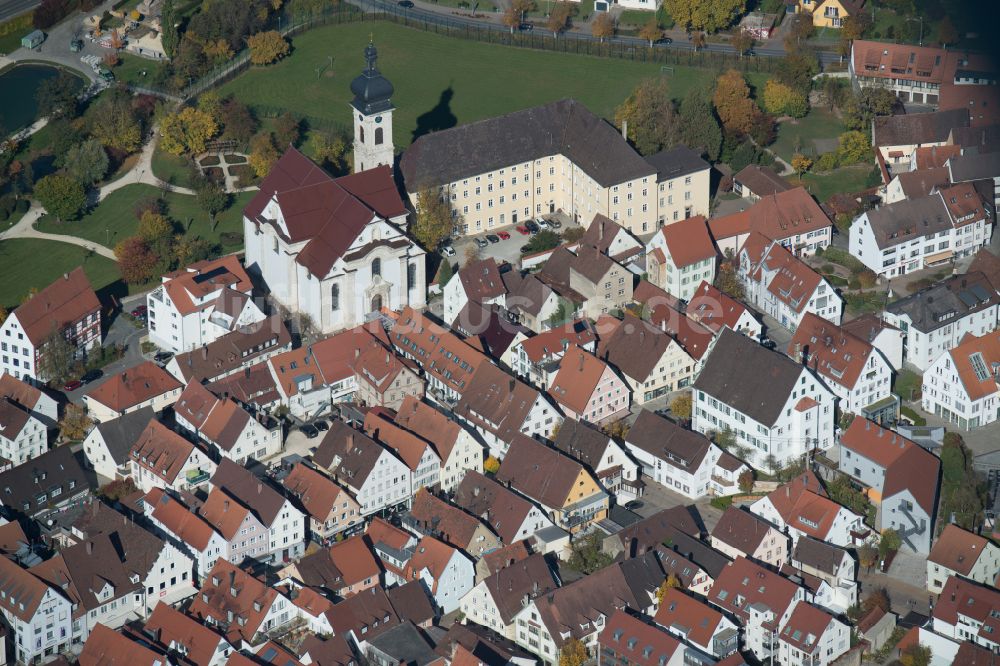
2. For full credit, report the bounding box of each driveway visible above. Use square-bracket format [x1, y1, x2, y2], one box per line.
[449, 213, 583, 270]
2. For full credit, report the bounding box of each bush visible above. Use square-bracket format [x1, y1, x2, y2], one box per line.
[0, 195, 16, 221]
[711, 495, 735, 510]
[815, 151, 840, 172]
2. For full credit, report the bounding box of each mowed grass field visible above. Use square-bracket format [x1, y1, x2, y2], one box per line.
[220, 21, 767, 148]
[0, 239, 121, 309]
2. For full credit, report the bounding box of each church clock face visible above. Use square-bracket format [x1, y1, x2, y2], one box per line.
[375, 116, 383, 124]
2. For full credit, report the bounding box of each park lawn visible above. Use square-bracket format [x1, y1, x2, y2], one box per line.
[0, 239, 121, 309]
[219, 21, 766, 150]
[618, 9, 657, 27]
[0, 12, 33, 55]
[798, 164, 874, 202]
[112, 53, 163, 88]
[151, 149, 198, 189]
[36, 184, 256, 254]
[772, 107, 846, 162]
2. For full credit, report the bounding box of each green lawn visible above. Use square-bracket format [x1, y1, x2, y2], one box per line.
[618, 9, 656, 26]
[36, 184, 255, 254]
[151, 149, 198, 189]
[0, 12, 32, 55]
[112, 52, 162, 88]
[772, 107, 846, 162]
[0, 239, 122, 309]
[895, 369, 923, 402]
[798, 164, 874, 202]
[219, 21, 766, 150]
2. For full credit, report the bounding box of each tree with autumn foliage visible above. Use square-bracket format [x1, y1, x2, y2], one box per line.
[713, 69, 759, 136]
[249, 132, 280, 178]
[738, 469, 754, 493]
[115, 236, 158, 284]
[248, 30, 289, 65]
[412, 189, 455, 250]
[714, 261, 745, 300]
[160, 107, 219, 155]
[559, 638, 588, 666]
[502, 5, 521, 33]
[791, 153, 812, 180]
[484, 456, 501, 475]
[655, 574, 682, 601]
[664, 0, 746, 32]
[670, 392, 692, 421]
[615, 77, 679, 156]
[731, 28, 753, 57]
[546, 2, 572, 36]
[763, 79, 808, 118]
[639, 17, 662, 46]
[900, 645, 932, 666]
[862, 587, 891, 614]
[59, 404, 93, 441]
[592, 12, 616, 42]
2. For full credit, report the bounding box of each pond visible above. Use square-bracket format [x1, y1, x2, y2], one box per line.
[0, 63, 85, 134]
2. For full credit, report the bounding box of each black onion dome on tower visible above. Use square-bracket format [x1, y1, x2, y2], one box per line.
[350, 41, 394, 114]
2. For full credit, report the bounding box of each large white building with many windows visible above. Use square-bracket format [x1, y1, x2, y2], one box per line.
[693, 329, 836, 470]
[923, 329, 1000, 429]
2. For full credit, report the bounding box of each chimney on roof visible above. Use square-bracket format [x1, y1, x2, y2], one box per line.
[224, 500, 230, 512]
[86, 541, 93, 555]
[202, 345, 208, 360]
[257, 482, 262, 494]
[346, 433, 354, 452]
[578, 353, 584, 372]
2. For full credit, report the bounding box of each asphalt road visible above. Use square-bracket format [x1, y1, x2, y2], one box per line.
[361, 0, 843, 65]
[0, 0, 37, 24]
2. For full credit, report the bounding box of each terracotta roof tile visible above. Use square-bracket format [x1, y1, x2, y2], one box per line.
[144, 602, 229, 665]
[170, 315, 291, 384]
[160, 255, 253, 317]
[931, 576, 1000, 643]
[653, 587, 727, 647]
[519, 319, 597, 364]
[929, 524, 993, 575]
[598, 610, 683, 666]
[79, 624, 166, 666]
[496, 435, 594, 511]
[199, 487, 253, 540]
[9, 267, 99, 346]
[686, 282, 756, 334]
[129, 420, 200, 485]
[210, 458, 289, 526]
[779, 601, 837, 654]
[711, 506, 777, 554]
[708, 557, 801, 626]
[734, 165, 792, 197]
[282, 462, 353, 524]
[789, 313, 875, 390]
[658, 215, 717, 268]
[189, 560, 279, 644]
[393, 395, 461, 463]
[327, 534, 381, 587]
[453, 471, 535, 545]
[144, 487, 216, 551]
[548, 347, 613, 414]
[408, 488, 496, 551]
[597, 314, 673, 383]
[88, 361, 182, 414]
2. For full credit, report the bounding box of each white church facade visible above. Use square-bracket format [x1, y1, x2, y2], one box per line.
[242, 43, 427, 334]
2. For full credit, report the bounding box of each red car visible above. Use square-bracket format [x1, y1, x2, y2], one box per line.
[131, 305, 148, 318]
[515, 225, 530, 235]
[64, 380, 83, 392]
[497, 231, 511, 240]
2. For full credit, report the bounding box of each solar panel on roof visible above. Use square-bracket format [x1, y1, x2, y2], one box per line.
[971, 284, 991, 301]
[957, 290, 977, 308]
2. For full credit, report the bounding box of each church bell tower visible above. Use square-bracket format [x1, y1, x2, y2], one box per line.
[350, 41, 395, 173]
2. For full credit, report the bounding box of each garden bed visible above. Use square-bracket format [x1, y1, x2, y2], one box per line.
[223, 153, 247, 164]
[200, 155, 221, 166]
[203, 167, 226, 184]
[228, 163, 255, 184]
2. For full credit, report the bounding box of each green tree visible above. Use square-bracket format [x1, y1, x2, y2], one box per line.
[522, 229, 562, 255]
[161, 0, 179, 57]
[679, 88, 722, 161]
[615, 77, 679, 156]
[437, 259, 454, 287]
[774, 51, 819, 96]
[248, 132, 280, 177]
[566, 532, 613, 574]
[273, 112, 301, 148]
[308, 130, 351, 174]
[90, 91, 143, 153]
[64, 139, 109, 186]
[197, 90, 224, 124]
[412, 189, 455, 250]
[843, 87, 897, 131]
[35, 71, 80, 119]
[879, 528, 902, 556]
[174, 236, 216, 265]
[38, 325, 76, 385]
[195, 178, 231, 221]
[664, 0, 746, 32]
[836, 130, 871, 165]
[34, 174, 86, 221]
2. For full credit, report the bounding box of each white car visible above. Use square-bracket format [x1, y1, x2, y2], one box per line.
[441, 245, 456, 257]
[536, 217, 551, 229]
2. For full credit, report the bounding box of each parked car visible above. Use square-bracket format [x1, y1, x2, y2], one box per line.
[624, 500, 643, 510]
[515, 225, 530, 235]
[130, 305, 148, 318]
[486, 234, 500, 244]
[548, 219, 562, 229]
[398, 0, 414, 6]
[761, 339, 777, 350]
[70, 39, 83, 52]
[536, 218, 551, 229]
[524, 220, 540, 234]
[475, 237, 489, 249]
[497, 231, 511, 240]
[518, 22, 533, 31]
[300, 424, 320, 439]
[154, 351, 174, 364]
[520, 244, 533, 254]
[63, 380, 83, 392]
[441, 245, 456, 257]
[81, 369, 103, 384]
[313, 419, 330, 431]
[653, 37, 673, 46]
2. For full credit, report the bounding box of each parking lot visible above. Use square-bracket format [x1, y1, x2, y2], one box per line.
[447, 212, 582, 270]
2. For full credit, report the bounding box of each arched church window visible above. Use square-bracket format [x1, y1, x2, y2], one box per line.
[372, 258, 381, 277]
[407, 263, 416, 291]
[375, 127, 384, 145]
[359, 126, 365, 143]
[331, 284, 340, 311]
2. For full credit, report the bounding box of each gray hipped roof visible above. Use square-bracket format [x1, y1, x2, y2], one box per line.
[92, 407, 156, 466]
[400, 99, 655, 191]
[693, 329, 805, 427]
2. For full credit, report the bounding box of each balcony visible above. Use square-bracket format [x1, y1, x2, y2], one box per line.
[186, 468, 211, 485]
[148, 287, 165, 305]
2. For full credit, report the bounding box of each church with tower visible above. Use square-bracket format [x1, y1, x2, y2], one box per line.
[242, 42, 427, 334]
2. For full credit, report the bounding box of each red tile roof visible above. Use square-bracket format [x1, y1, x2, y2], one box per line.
[144, 602, 228, 666]
[658, 215, 717, 268]
[779, 601, 837, 654]
[160, 255, 253, 316]
[945, 330, 1000, 401]
[709, 188, 829, 245]
[87, 361, 182, 413]
[548, 347, 613, 415]
[244, 148, 401, 279]
[764, 473, 852, 542]
[686, 281, 756, 334]
[9, 267, 99, 346]
[327, 534, 381, 587]
[393, 395, 462, 463]
[599, 610, 683, 666]
[363, 409, 435, 472]
[913, 145, 962, 169]
[189, 560, 279, 644]
[282, 462, 354, 523]
[519, 319, 597, 363]
[789, 313, 875, 390]
[406, 536, 459, 594]
[79, 623, 166, 666]
[653, 587, 727, 647]
[929, 524, 994, 575]
[757, 242, 823, 314]
[708, 557, 802, 627]
[458, 258, 507, 303]
[852, 40, 949, 85]
[144, 487, 216, 551]
[129, 420, 200, 485]
[199, 487, 253, 539]
[932, 576, 1000, 642]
